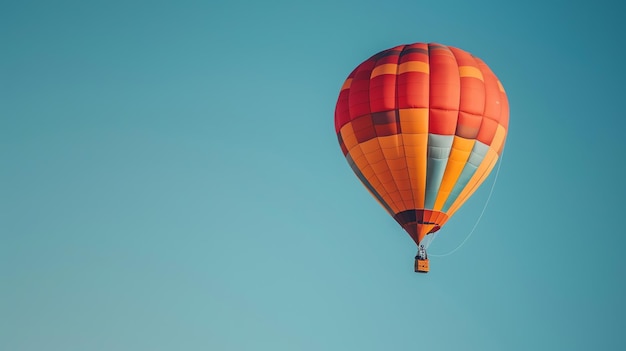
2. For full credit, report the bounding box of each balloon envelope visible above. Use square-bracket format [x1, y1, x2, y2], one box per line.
[335, 43, 509, 245]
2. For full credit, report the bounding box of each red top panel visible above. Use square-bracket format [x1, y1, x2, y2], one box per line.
[334, 42, 509, 147]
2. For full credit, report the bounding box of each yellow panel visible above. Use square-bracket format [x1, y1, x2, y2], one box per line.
[433, 136, 475, 210]
[399, 108, 429, 134]
[459, 66, 484, 81]
[371, 64, 398, 78]
[341, 78, 352, 91]
[398, 61, 429, 75]
[447, 149, 499, 216]
[448, 137, 475, 161]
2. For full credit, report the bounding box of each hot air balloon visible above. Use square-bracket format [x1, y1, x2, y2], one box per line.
[334, 43, 509, 273]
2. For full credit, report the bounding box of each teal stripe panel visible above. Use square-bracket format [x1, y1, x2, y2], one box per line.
[424, 134, 454, 209]
[442, 141, 490, 212]
[346, 154, 395, 216]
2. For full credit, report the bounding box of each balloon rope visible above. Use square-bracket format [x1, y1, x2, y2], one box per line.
[427, 150, 505, 257]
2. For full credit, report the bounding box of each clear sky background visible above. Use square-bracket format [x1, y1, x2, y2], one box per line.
[2, 0, 625, 350]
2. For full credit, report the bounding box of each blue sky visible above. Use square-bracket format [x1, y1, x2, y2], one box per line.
[2, 0, 625, 350]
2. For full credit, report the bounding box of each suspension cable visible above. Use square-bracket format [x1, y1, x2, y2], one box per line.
[427, 150, 505, 257]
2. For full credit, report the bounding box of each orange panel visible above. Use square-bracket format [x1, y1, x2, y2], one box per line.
[433, 159, 465, 210]
[396, 179, 413, 190]
[491, 125, 507, 155]
[387, 158, 408, 171]
[340, 78, 352, 92]
[350, 139, 400, 212]
[359, 165, 397, 212]
[348, 152, 369, 182]
[402, 132, 429, 155]
[360, 139, 385, 163]
[390, 167, 413, 209]
[458, 66, 484, 81]
[375, 167, 395, 185]
[389, 192, 409, 213]
[359, 138, 381, 154]
[448, 136, 475, 162]
[447, 148, 499, 217]
[339, 123, 358, 153]
[358, 138, 403, 212]
[359, 163, 374, 180]
[433, 211, 449, 227]
[380, 137, 412, 209]
[399, 108, 429, 134]
[400, 190, 415, 209]
[347, 143, 364, 162]
[378, 135, 404, 160]
[371, 160, 402, 203]
[417, 224, 435, 242]
[401, 133, 428, 208]
[371, 63, 398, 78]
[398, 61, 429, 74]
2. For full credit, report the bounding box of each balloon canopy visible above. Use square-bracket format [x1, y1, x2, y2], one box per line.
[335, 43, 509, 246]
